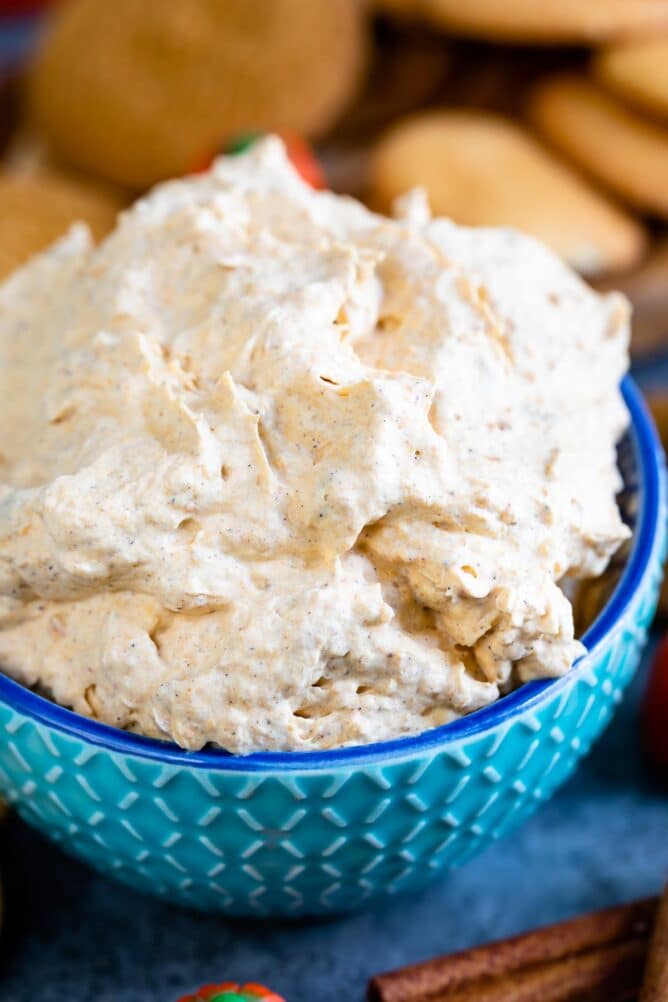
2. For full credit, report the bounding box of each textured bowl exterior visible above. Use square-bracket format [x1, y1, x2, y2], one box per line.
[0, 378, 664, 916]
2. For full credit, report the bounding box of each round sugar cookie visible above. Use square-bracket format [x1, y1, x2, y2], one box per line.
[27, 0, 369, 190]
[0, 169, 122, 280]
[594, 38, 668, 120]
[369, 110, 646, 276]
[528, 75, 668, 219]
[378, 0, 668, 43]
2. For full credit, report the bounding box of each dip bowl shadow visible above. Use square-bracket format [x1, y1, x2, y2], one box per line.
[0, 376, 664, 916]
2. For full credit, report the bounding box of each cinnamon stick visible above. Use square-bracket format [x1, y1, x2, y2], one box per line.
[368, 897, 658, 1002]
[426, 940, 648, 1002]
[640, 884, 668, 1001]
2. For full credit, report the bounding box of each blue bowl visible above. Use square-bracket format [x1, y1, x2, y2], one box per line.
[0, 376, 664, 916]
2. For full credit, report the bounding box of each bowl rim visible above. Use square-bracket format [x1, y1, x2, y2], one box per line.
[0, 376, 663, 772]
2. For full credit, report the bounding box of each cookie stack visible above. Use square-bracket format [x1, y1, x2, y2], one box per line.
[369, 2, 668, 286]
[0, 0, 667, 345]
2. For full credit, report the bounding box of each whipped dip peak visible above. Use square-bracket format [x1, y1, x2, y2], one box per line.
[0, 137, 630, 753]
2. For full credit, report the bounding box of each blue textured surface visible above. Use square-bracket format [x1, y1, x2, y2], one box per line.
[0, 378, 664, 922]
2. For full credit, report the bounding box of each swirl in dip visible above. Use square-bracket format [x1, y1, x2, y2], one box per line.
[0, 139, 630, 753]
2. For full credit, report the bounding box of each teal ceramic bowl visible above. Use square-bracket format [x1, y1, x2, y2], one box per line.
[0, 376, 664, 917]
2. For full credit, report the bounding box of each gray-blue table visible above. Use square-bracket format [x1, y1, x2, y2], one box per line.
[1, 639, 666, 1002]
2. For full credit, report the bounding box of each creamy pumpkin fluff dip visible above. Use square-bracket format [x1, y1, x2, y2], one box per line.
[0, 138, 630, 753]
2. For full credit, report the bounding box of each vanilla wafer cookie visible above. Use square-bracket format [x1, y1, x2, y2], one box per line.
[379, 0, 668, 43]
[594, 39, 668, 121]
[0, 169, 122, 280]
[28, 0, 368, 189]
[528, 75, 668, 219]
[369, 110, 646, 275]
